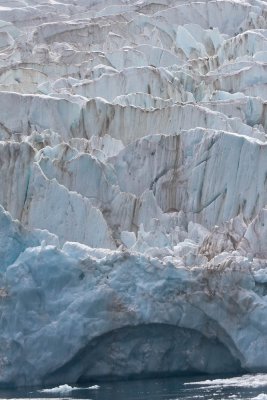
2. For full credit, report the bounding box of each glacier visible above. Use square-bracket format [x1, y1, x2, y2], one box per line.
[0, 0, 267, 388]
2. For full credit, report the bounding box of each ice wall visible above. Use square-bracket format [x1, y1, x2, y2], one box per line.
[0, 0, 267, 387]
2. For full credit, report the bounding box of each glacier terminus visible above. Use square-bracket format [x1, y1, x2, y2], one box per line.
[0, 0, 267, 388]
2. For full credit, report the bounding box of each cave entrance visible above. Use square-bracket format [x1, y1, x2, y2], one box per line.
[46, 324, 243, 385]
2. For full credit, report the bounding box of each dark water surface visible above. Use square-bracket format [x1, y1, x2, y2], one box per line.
[1, 374, 267, 400]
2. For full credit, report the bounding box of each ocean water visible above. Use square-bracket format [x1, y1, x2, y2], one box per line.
[1, 374, 267, 400]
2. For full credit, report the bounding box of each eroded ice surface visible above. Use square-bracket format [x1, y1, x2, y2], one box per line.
[1, 0, 267, 388]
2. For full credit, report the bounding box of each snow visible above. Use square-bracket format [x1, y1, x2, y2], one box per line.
[0, 0, 267, 388]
